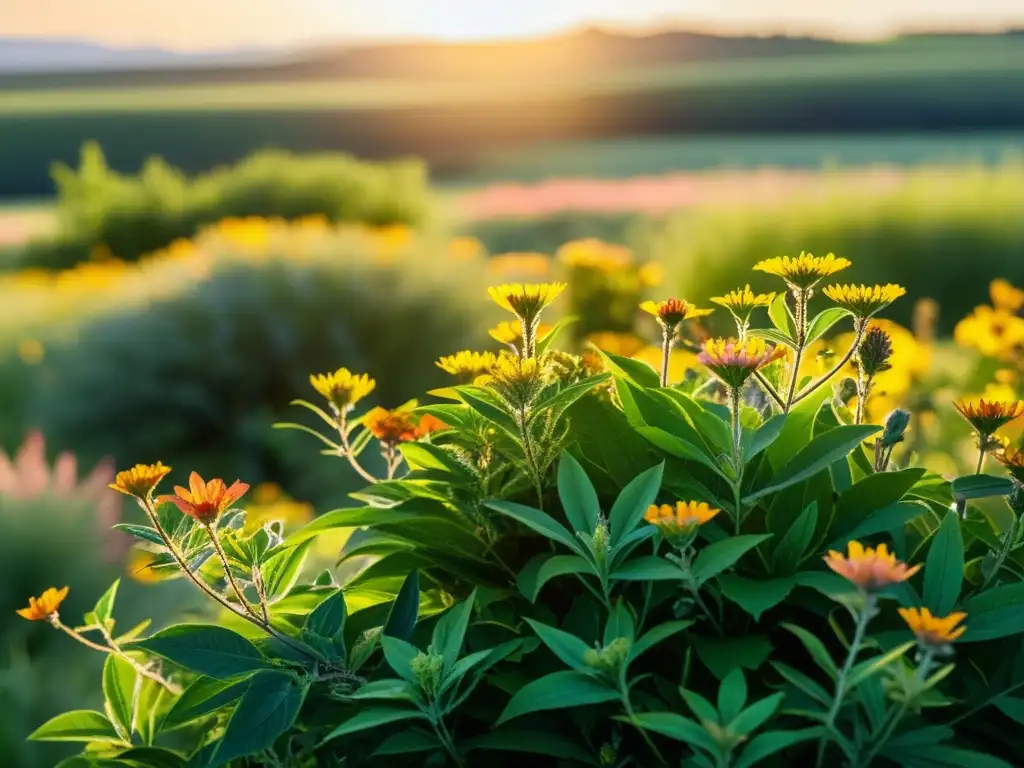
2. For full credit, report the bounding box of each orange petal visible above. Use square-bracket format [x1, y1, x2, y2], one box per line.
[188, 471, 206, 500]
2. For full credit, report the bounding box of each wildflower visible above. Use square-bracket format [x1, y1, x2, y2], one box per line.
[488, 355, 545, 411]
[109, 462, 172, 501]
[698, 337, 786, 390]
[822, 283, 907, 319]
[824, 541, 920, 591]
[954, 398, 1024, 437]
[991, 278, 1024, 314]
[898, 607, 967, 646]
[540, 350, 589, 385]
[583, 637, 631, 674]
[640, 298, 714, 329]
[436, 350, 498, 382]
[309, 368, 376, 414]
[954, 305, 1024, 361]
[487, 283, 566, 323]
[858, 326, 895, 377]
[160, 472, 250, 526]
[996, 447, 1024, 483]
[753, 252, 851, 289]
[415, 414, 448, 438]
[645, 501, 720, 531]
[363, 407, 419, 445]
[710, 285, 776, 324]
[17, 586, 69, 621]
[556, 239, 632, 272]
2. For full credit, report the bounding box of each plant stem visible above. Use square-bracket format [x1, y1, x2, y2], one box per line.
[517, 409, 545, 510]
[337, 414, 377, 484]
[207, 525, 261, 620]
[752, 370, 786, 410]
[793, 320, 867, 405]
[855, 368, 870, 425]
[783, 288, 809, 412]
[858, 649, 934, 767]
[433, 716, 466, 767]
[979, 517, 1017, 592]
[816, 592, 877, 768]
[659, 325, 673, 387]
[620, 676, 668, 767]
[54, 619, 182, 694]
[976, 443, 987, 475]
[688, 583, 725, 636]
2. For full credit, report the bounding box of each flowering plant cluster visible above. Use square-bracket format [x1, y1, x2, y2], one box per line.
[19, 253, 1024, 768]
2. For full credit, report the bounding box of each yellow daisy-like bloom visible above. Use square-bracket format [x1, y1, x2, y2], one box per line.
[822, 283, 907, 319]
[488, 355, 545, 410]
[954, 398, 1024, 436]
[710, 285, 776, 321]
[898, 607, 967, 645]
[996, 446, 1024, 483]
[309, 368, 376, 414]
[824, 541, 921, 591]
[436, 350, 499, 382]
[556, 239, 633, 272]
[991, 278, 1024, 314]
[954, 305, 1024, 362]
[698, 337, 786, 389]
[752, 252, 851, 289]
[17, 586, 69, 621]
[645, 501, 720, 530]
[109, 462, 172, 500]
[487, 283, 566, 322]
[639, 298, 714, 329]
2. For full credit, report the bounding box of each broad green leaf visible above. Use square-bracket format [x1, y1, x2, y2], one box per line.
[782, 623, 837, 678]
[383, 570, 419, 641]
[525, 618, 592, 672]
[465, 727, 598, 764]
[115, 747, 188, 768]
[746, 425, 881, 502]
[520, 554, 596, 602]
[749, 327, 796, 350]
[767, 386, 830, 469]
[692, 635, 773, 680]
[536, 315, 578, 355]
[768, 293, 795, 340]
[92, 579, 120, 627]
[497, 670, 618, 725]
[846, 642, 916, 690]
[261, 539, 314, 601]
[485, 499, 585, 555]
[626, 712, 718, 753]
[668, 392, 734, 455]
[210, 671, 307, 766]
[680, 688, 718, 722]
[771, 503, 817, 574]
[832, 501, 928, 549]
[718, 574, 795, 622]
[952, 474, 1014, 501]
[535, 374, 610, 424]
[398, 442, 472, 480]
[433, 589, 476, 674]
[346, 679, 419, 702]
[373, 728, 442, 756]
[161, 676, 251, 730]
[923, 510, 964, 616]
[596, 349, 660, 388]
[805, 308, 852, 345]
[457, 387, 519, 437]
[113, 524, 165, 547]
[603, 600, 636, 645]
[718, 668, 748, 722]
[303, 591, 346, 640]
[882, 745, 1014, 768]
[608, 462, 664, 545]
[770, 662, 830, 706]
[629, 621, 693, 663]
[635, 426, 731, 482]
[322, 706, 426, 742]
[381, 636, 420, 683]
[611, 555, 685, 582]
[830, 468, 926, 542]
[961, 583, 1024, 642]
[102, 654, 136, 739]
[29, 710, 126, 745]
[734, 728, 823, 768]
[730, 692, 784, 734]
[557, 451, 601, 534]
[441, 639, 522, 702]
[993, 696, 1024, 725]
[692, 535, 773, 585]
[134, 624, 268, 680]
[746, 414, 787, 462]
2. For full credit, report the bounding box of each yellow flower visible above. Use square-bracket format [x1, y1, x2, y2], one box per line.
[363, 407, 420, 445]
[488, 320, 554, 350]
[17, 586, 69, 621]
[639, 298, 714, 328]
[954, 305, 1024, 361]
[710, 285, 776, 322]
[638, 261, 664, 288]
[448, 236, 485, 261]
[309, 368, 376, 413]
[488, 253, 552, 277]
[556, 239, 632, 272]
[990, 278, 1024, 313]
[488, 283, 566, 323]
[753, 252, 851, 288]
[824, 541, 920, 591]
[585, 331, 647, 359]
[436, 350, 499, 382]
[109, 462, 172, 500]
[17, 339, 45, 366]
[488, 355, 545, 410]
[898, 607, 967, 645]
[822, 283, 906, 319]
[644, 501, 720, 530]
[954, 398, 1024, 436]
[698, 337, 786, 389]
[996, 446, 1024, 483]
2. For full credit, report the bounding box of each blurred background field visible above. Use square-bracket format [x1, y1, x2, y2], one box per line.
[2, 5, 1024, 765]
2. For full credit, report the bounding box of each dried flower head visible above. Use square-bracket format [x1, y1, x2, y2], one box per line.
[17, 586, 69, 621]
[488, 355, 545, 411]
[710, 285, 776, 322]
[436, 350, 499, 383]
[822, 283, 906, 318]
[898, 607, 967, 646]
[159, 471, 250, 525]
[309, 368, 376, 414]
[996, 446, 1024, 484]
[109, 462, 172, 501]
[698, 337, 786, 389]
[752, 252, 851, 289]
[824, 540, 920, 591]
[639, 298, 714, 329]
[857, 326, 895, 377]
[488, 283, 566, 323]
[363, 407, 419, 445]
[954, 398, 1024, 436]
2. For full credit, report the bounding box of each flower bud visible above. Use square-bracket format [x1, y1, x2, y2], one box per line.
[858, 326, 895, 377]
[410, 651, 445, 697]
[881, 409, 911, 447]
[584, 637, 631, 674]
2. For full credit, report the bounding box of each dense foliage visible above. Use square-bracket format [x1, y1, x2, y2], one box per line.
[19, 254, 1024, 767]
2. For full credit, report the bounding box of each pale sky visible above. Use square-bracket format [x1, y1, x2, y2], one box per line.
[3, 0, 1024, 51]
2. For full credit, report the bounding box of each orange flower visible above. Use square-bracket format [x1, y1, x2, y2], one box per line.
[898, 607, 967, 645]
[645, 501, 720, 532]
[109, 462, 172, 501]
[639, 298, 714, 328]
[364, 407, 419, 445]
[17, 586, 69, 621]
[159, 471, 249, 525]
[415, 414, 448, 438]
[953, 398, 1024, 436]
[824, 541, 920, 591]
[996, 446, 1024, 483]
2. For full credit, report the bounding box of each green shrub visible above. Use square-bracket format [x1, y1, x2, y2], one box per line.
[16, 142, 432, 271]
[23, 261, 1024, 767]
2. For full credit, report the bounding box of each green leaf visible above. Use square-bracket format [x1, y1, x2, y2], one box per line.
[805, 308, 852, 345]
[692, 535, 773, 585]
[766, 385, 831, 469]
[834, 501, 928, 548]
[629, 621, 693, 663]
[635, 426, 731, 482]
[961, 583, 1024, 642]
[746, 425, 881, 502]
[627, 712, 718, 753]
[303, 590, 346, 640]
[261, 539, 314, 601]
[161, 675, 250, 730]
[535, 375, 610, 423]
[782, 623, 837, 679]
[497, 670, 619, 725]
[465, 728, 598, 764]
[952, 474, 1015, 501]
[113, 524, 167, 547]
[749, 327, 796, 350]
[730, 692, 784, 734]
[381, 636, 420, 683]
[485, 499, 584, 555]
[29, 710, 126, 745]
[680, 688, 718, 722]
[211, 671, 307, 767]
[923, 510, 964, 616]
[883, 745, 1014, 768]
[322, 706, 426, 743]
[734, 728, 823, 768]
[768, 293, 795, 340]
[608, 462, 665, 546]
[846, 642, 916, 690]
[771, 503, 817, 574]
[693, 635, 773, 680]
[457, 387, 519, 437]
[770, 662, 831, 706]
[115, 747, 188, 768]
[398, 442, 472, 481]
[102, 654, 136, 739]
[993, 695, 1024, 725]
[133, 624, 268, 680]
[383, 570, 419, 641]
[520, 554, 596, 602]
[604, 600, 636, 645]
[557, 451, 601, 534]
[596, 349, 660, 388]
[746, 414, 787, 462]
[347, 679, 419, 702]
[718, 668, 748, 722]
[92, 579, 120, 627]
[525, 618, 592, 672]
[611, 555, 685, 582]
[718, 574, 795, 622]
[433, 589, 476, 674]
[373, 728, 442, 756]
[830, 468, 927, 542]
